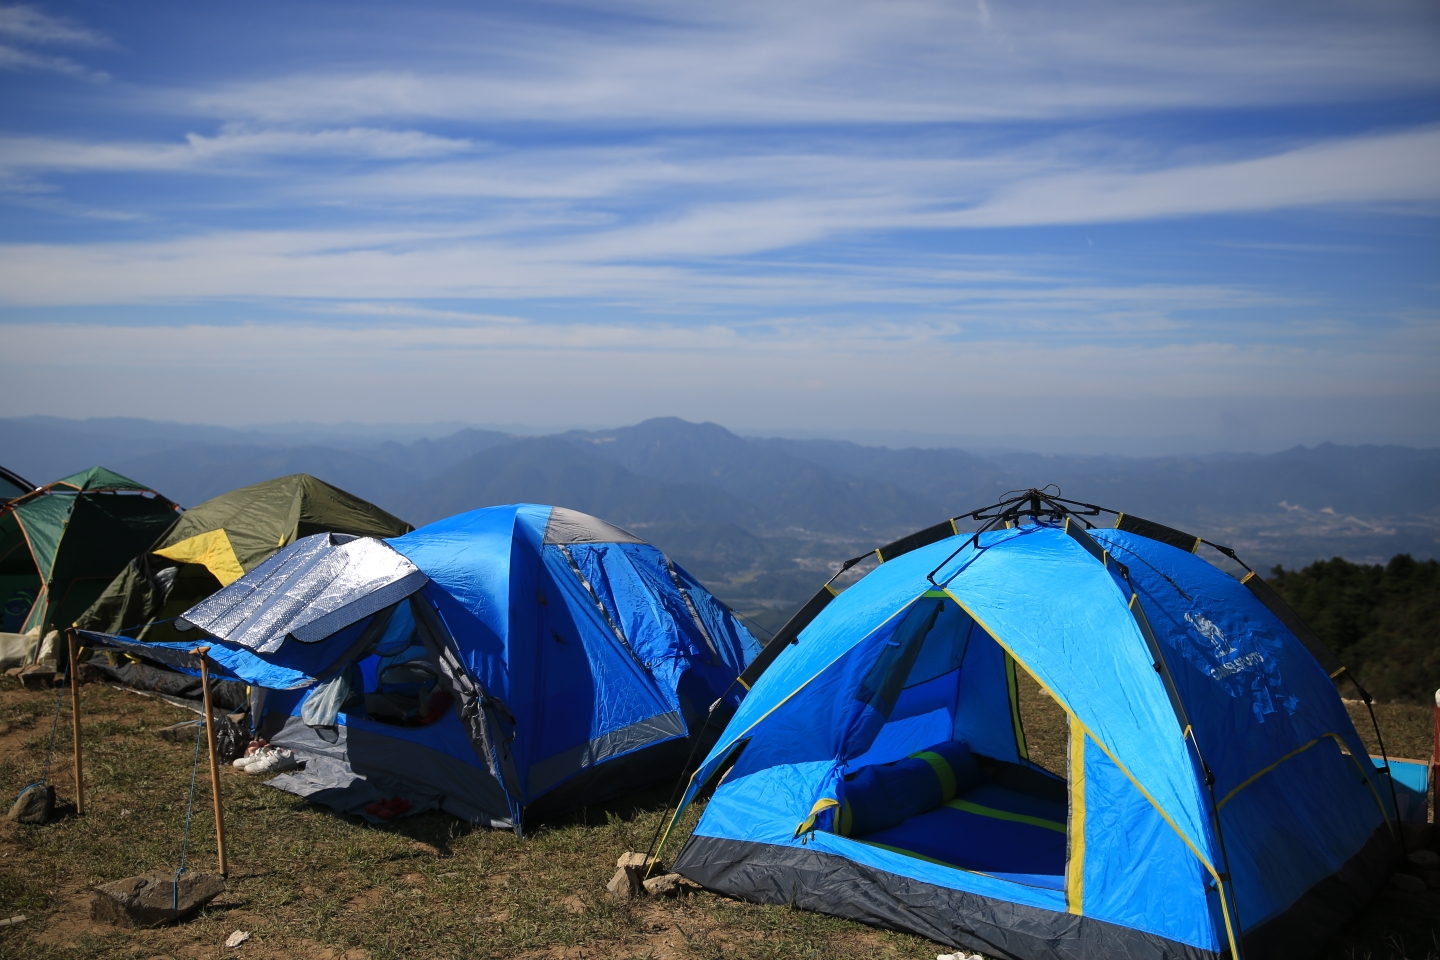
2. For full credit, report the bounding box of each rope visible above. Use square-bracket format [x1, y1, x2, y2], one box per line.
[115, 617, 178, 637]
[14, 683, 67, 803]
[172, 719, 204, 915]
[731, 610, 775, 642]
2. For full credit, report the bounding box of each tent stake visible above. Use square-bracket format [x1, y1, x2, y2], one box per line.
[191, 647, 229, 877]
[66, 628, 85, 816]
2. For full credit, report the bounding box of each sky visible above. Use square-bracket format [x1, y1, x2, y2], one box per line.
[1, 0, 1437, 454]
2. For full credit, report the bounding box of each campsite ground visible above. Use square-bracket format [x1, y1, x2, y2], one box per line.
[1, 677, 1436, 960]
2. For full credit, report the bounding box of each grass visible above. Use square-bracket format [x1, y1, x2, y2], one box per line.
[0, 680, 933, 960]
[1, 676, 1436, 960]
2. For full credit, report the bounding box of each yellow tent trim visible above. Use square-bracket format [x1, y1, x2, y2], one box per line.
[155, 528, 246, 587]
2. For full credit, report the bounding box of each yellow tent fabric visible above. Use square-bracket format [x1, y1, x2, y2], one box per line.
[154, 528, 246, 587]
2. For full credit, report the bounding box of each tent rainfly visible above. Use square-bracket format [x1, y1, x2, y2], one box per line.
[0, 468, 180, 648]
[660, 491, 1397, 960]
[76, 473, 413, 646]
[84, 504, 761, 829]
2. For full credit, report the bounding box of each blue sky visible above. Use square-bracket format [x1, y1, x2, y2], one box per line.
[1, 1, 1437, 453]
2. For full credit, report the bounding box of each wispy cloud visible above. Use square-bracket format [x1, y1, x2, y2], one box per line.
[0, 3, 110, 81]
[0, 0, 1437, 445]
[184, 2, 1440, 125]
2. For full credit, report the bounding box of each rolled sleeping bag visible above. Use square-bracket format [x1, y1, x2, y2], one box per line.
[838, 739, 983, 837]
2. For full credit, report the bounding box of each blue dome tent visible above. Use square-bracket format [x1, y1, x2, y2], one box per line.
[84, 504, 760, 830]
[656, 490, 1397, 960]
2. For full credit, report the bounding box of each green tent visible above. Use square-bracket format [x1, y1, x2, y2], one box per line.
[0, 467, 181, 641]
[77, 474, 413, 645]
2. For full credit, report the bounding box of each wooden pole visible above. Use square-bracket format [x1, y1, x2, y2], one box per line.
[67, 628, 85, 816]
[191, 647, 229, 877]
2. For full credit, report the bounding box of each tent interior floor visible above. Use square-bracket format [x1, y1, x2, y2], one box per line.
[852, 781, 1068, 888]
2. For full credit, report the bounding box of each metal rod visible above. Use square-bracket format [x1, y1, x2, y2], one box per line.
[67, 628, 85, 816]
[192, 647, 229, 877]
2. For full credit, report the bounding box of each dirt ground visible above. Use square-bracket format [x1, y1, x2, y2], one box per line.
[1, 676, 1437, 960]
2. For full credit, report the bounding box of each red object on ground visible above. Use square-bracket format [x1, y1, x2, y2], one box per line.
[1431, 689, 1438, 824]
[364, 797, 411, 821]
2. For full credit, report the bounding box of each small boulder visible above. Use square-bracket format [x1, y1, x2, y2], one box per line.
[606, 866, 642, 899]
[642, 872, 689, 898]
[90, 871, 225, 927]
[605, 852, 663, 899]
[18, 665, 55, 690]
[7, 784, 55, 824]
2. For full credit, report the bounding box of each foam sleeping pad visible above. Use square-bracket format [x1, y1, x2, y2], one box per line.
[839, 739, 982, 837]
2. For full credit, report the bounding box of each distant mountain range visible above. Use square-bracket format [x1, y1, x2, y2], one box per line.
[4, 415, 1437, 633]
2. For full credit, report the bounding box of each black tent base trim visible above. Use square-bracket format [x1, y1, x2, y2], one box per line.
[674, 826, 1399, 960]
[673, 834, 1220, 960]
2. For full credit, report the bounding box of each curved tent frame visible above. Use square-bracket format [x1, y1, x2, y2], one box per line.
[657, 490, 1398, 960]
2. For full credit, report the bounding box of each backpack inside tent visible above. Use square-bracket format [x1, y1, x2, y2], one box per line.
[85, 503, 760, 829]
[0, 468, 180, 664]
[662, 491, 1397, 960]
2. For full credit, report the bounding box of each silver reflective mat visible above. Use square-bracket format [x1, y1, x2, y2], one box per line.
[178, 533, 427, 652]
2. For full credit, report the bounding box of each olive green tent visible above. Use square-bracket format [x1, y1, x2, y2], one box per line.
[0, 467, 181, 644]
[77, 474, 413, 645]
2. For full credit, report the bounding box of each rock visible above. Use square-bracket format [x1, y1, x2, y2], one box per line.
[1408, 849, 1440, 869]
[642, 872, 688, 898]
[606, 852, 663, 899]
[90, 871, 226, 927]
[225, 930, 250, 948]
[616, 851, 662, 872]
[1390, 872, 1426, 894]
[8, 783, 55, 824]
[18, 665, 55, 690]
[606, 866, 642, 899]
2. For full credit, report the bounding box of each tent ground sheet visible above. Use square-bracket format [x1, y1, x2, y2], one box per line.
[851, 781, 1067, 889]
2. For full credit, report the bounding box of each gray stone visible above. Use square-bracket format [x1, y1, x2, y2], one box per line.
[90, 871, 225, 927]
[7, 783, 55, 824]
[616, 852, 661, 872]
[606, 866, 641, 899]
[642, 872, 688, 898]
[17, 665, 55, 690]
[1390, 872, 1426, 894]
[606, 852, 663, 899]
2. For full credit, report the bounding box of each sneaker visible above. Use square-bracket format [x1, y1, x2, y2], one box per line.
[246, 747, 299, 775]
[233, 746, 275, 770]
[243, 739, 269, 757]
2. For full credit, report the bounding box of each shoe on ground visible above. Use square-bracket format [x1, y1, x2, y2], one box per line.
[246, 747, 299, 775]
[233, 746, 275, 770]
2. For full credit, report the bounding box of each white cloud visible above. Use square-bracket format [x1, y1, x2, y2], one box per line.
[949, 128, 1440, 226]
[2, 320, 1435, 444]
[184, 1, 1440, 125]
[0, 126, 473, 174]
[0, 4, 109, 80]
[0, 4, 109, 47]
